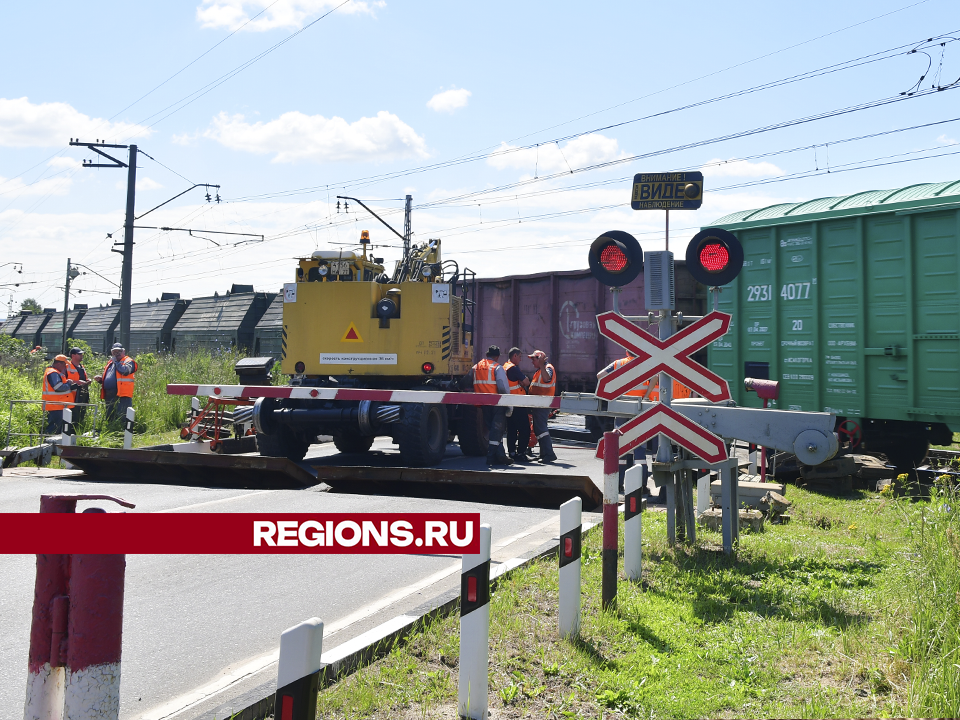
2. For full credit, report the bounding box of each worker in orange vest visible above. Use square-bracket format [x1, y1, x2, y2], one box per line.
[42, 354, 79, 434]
[65, 347, 92, 426]
[598, 352, 693, 401]
[503, 347, 532, 461]
[472, 345, 513, 466]
[528, 350, 558, 463]
[94, 342, 138, 426]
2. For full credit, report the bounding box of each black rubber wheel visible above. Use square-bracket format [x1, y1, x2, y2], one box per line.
[256, 431, 311, 462]
[397, 403, 449, 466]
[457, 406, 488, 457]
[333, 429, 375, 454]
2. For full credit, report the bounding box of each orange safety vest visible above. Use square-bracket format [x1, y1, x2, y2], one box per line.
[611, 357, 692, 400]
[502, 361, 526, 395]
[65, 362, 86, 407]
[42, 367, 72, 412]
[472, 358, 499, 394]
[529, 364, 556, 396]
[100, 356, 138, 399]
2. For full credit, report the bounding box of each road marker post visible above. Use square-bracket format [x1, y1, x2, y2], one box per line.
[558, 497, 582, 638]
[458, 523, 492, 720]
[61, 408, 76, 470]
[275, 618, 324, 720]
[123, 407, 134, 450]
[623, 465, 644, 581]
[602, 431, 619, 610]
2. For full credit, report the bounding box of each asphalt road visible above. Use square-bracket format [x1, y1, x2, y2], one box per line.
[1, 437, 605, 720]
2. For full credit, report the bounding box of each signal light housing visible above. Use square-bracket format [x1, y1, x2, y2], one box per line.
[685, 227, 744, 286]
[588, 230, 643, 287]
[421, 361, 435, 374]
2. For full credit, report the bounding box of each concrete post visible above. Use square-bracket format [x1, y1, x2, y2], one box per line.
[458, 523, 492, 720]
[623, 465, 643, 581]
[275, 618, 324, 720]
[558, 498, 581, 639]
[720, 458, 740, 555]
[697, 471, 712, 516]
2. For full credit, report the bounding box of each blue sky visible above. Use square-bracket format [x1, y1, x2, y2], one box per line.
[1, 0, 958, 317]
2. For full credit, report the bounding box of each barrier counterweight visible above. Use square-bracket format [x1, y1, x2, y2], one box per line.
[458, 523, 492, 720]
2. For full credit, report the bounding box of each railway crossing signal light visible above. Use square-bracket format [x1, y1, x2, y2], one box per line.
[588, 230, 643, 287]
[685, 227, 744, 286]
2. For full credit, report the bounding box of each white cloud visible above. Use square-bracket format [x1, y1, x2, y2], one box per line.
[0, 97, 150, 148]
[48, 156, 82, 170]
[487, 134, 626, 174]
[427, 88, 471, 113]
[115, 177, 164, 191]
[172, 131, 200, 146]
[0, 175, 73, 198]
[196, 0, 385, 31]
[700, 158, 783, 178]
[203, 110, 428, 163]
[936, 133, 958, 145]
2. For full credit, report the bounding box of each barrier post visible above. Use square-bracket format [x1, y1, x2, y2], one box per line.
[275, 618, 324, 720]
[122, 407, 134, 450]
[720, 458, 739, 555]
[458, 523, 491, 720]
[601, 431, 618, 610]
[623, 465, 644, 581]
[558, 498, 581, 639]
[697, 471, 712, 516]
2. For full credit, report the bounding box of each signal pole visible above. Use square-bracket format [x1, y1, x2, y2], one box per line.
[403, 194, 412, 260]
[69, 139, 137, 348]
[62, 258, 80, 355]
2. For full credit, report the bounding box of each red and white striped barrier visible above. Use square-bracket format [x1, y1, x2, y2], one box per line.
[458, 523, 492, 720]
[166, 384, 561, 408]
[558, 498, 581, 639]
[275, 618, 324, 720]
[623, 465, 644, 581]
[24, 494, 135, 720]
[601, 431, 619, 610]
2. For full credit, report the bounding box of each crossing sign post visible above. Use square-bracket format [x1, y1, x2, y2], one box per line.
[594, 309, 732, 463]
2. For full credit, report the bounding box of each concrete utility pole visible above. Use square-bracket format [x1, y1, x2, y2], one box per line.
[62, 258, 79, 355]
[120, 145, 138, 349]
[403, 194, 412, 261]
[69, 139, 137, 348]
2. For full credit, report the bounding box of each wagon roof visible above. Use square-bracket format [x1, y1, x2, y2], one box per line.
[255, 293, 284, 329]
[710, 179, 960, 229]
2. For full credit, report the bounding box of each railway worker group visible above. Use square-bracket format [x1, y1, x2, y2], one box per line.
[472, 345, 557, 466]
[41, 343, 138, 435]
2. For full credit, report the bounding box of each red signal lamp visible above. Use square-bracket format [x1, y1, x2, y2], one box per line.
[589, 230, 643, 287]
[421, 362, 435, 374]
[685, 227, 743, 286]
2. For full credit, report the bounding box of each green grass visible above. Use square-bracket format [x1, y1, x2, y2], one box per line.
[314, 485, 960, 719]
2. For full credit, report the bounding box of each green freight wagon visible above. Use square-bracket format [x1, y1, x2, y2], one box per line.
[1, 311, 29, 338]
[13, 308, 54, 349]
[708, 179, 960, 467]
[129, 297, 190, 355]
[170, 288, 274, 353]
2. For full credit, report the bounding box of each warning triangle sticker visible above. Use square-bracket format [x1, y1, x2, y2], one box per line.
[341, 322, 363, 343]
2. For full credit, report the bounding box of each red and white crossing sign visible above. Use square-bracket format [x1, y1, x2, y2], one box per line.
[596, 310, 732, 403]
[595, 403, 727, 464]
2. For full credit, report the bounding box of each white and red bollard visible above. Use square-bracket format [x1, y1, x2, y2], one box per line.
[60, 408, 76, 470]
[275, 618, 324, 720]
[602, 431, 619, 610]
[458, 523, 492, 720]
[122, 407, 134, 450]
[623, 465, 644, 582]
[558, 497, 581, 639]
[24, 494, 134, 720]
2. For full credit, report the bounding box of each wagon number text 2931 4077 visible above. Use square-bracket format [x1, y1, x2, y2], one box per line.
[746, 283, 812, 302]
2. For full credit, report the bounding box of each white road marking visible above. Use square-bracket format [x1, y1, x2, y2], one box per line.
[156, 490, 275, 513]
